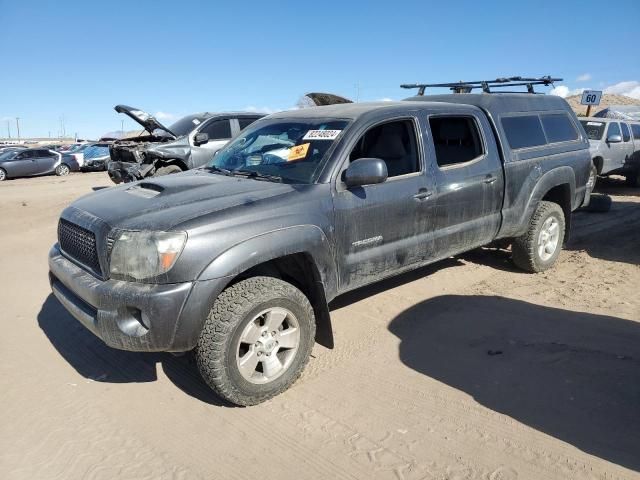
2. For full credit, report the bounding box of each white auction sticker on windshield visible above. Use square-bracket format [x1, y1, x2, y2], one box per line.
[303, 130, 342, 140]
[587, 122, 603, 126]
[192, 119, 201, 125]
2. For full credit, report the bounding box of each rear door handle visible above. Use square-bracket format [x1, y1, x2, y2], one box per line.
[484, 175, 497, 184]
[413, 189, 432, 200]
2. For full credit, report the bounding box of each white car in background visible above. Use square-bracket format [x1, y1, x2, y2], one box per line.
[579, 118, 640, 186]
[64, 143, 91, 168]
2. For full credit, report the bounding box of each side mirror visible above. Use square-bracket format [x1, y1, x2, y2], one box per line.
[344, 157, 388, 187]
[194, 132, 209, 146]
[607, 134, 622, 143]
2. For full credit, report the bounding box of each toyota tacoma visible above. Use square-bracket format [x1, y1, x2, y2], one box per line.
[49, 78, 592, 406]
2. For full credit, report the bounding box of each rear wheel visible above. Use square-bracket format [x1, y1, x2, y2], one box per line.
[0, 168, 6, 181]
[197, 276, 316, 406]
[154, 164, 183, 177]
[55, 164, 70, 176]
[512, 201, 565, 273]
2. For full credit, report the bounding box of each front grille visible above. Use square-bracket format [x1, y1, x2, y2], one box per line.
[58, 219, 101, 275]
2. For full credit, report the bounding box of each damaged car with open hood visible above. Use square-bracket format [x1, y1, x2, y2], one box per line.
[107, 105, 265, 183]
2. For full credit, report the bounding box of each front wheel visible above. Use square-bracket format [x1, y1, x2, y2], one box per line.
[197, 276, 316, 406]
[0, 168, 6, 181]
[55, 164, 70, 176]
[512, 201, 565, 273]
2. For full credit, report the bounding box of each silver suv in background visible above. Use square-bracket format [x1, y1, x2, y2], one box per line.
[579, 117, 640, 187]
[107, 105, 265, 183]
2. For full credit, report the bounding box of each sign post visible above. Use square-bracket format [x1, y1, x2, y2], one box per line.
[581, 90, 602, 117]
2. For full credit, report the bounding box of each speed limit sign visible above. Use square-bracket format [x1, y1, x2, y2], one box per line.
[581, 90, 602, 106]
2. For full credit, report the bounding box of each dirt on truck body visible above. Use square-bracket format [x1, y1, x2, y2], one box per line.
[49, 78, 593, 406]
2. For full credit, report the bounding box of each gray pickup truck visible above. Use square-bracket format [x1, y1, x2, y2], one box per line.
[579, 117, 640, 187]
[49, 80, 591, 405]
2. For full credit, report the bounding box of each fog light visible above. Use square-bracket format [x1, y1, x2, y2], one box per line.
[116, 307, 149, 337]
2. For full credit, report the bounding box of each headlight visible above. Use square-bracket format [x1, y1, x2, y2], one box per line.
[109, 230, 187, 281]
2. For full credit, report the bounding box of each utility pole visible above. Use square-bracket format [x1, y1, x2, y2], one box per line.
[6, 120, 10, 138]
[121, 119, 124, 135]
[354, 82, 361, 102]
[15, 117, 20, 141]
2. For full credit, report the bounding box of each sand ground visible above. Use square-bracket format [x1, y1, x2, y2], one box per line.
[0, 172, 639, 480]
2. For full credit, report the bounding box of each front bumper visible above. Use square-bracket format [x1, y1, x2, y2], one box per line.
[48, 244, 229, 352]
[81, 159, 107, 171]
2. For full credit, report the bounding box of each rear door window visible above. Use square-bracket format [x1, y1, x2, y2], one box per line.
[429, 116, 484, 167]
[501, 115, 547, 149]
[621, 123, 631, 142]
[541, 113, 579, 143]
[631, 124, 640, 140]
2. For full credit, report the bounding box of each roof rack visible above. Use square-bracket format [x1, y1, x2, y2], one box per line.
[400, 76, 562, 95]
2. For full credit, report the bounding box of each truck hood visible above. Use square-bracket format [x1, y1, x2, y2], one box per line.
[114, 105, 176, 139]
[66, 170, 301, 231]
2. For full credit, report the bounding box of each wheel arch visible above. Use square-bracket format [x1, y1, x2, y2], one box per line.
[519, 167, 575, 242]
[196, 226, 338, 348]
[592, 156, 604, 175]
[158, 158, 188, 171]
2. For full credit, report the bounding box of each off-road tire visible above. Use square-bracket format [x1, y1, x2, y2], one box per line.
[512, 201, 565, 273]
[55, 164, 70, 176]
[196, 276, 316, 406]
[154, 164, 183, 176]
[0, 168, 6, 181]
[583, 193, 612, 213]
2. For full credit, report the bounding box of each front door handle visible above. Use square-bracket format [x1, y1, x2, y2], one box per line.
[413, 189, 432, 200]
[484, 175, 497, 184]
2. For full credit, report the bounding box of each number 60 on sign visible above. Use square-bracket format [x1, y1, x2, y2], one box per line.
[581, 90, 602, 106]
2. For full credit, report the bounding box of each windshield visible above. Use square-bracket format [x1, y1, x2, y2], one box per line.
[168, 114, 211, 137]
[0, 150, 18, 161]
[207, 119, 349, 184]
[580, 120, 606, 140]
[84, 145, 110, 159]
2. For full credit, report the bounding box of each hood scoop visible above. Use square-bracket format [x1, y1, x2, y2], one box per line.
[126, 183, 164, 198]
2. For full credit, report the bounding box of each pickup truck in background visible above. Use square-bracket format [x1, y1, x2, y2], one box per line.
[49, 79, 592, 405]
[107, 105, 265, 183]
[579, 117, 640, 187]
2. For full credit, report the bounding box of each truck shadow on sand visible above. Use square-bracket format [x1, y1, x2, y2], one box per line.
[388, 295, 640, 472]
[37, 295, 232, 407]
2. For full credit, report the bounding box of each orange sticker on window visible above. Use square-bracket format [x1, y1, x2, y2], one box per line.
[288, 143, 310, 161]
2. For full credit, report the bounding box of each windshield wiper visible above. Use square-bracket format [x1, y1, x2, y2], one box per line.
[232, 170, 284, 183]
[207, 165, 233, 176]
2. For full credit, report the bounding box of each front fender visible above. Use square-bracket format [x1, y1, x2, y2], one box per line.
[197, 225, 338, 300]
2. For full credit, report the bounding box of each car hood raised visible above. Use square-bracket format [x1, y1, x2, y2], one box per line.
[114, 105, 176, 139]
[65, 170, 303, 231]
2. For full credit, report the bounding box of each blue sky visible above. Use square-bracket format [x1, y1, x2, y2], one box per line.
[1, 0, 639, 139]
